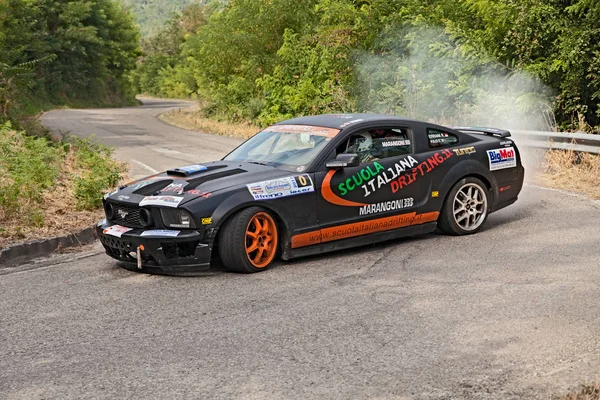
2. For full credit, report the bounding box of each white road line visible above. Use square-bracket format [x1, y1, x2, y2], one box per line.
[131, 159, 159, 174]
[153, 147, 182, 155]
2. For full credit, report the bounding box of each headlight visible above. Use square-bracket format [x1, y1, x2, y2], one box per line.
[160, 209, 196, 229]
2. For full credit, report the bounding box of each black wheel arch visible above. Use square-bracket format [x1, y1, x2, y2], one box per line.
[210, 197, 293, 252]
[437, 160, 497, 210]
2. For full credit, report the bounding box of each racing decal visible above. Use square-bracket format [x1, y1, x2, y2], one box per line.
[140, 230, 180, 237]
[264, 125, 340, 138]
[390, 149, 453, 193]
[247, 174, 314, 200]
[187, 190, 211, 198]
[201, 217, 213, 225]
[382, 139, 410, 147]
[139, 196, 184, 208]
[117, 195, 130, 201]
[291, 211, 439, 248]
[487, 147, 516, 171]
[358, 198, 414, 216]
[431, 191, 439, 198]
[160, 182, 185, 194]
[321, 170, 368, 207]
[499, 140, 513, 146]
[103, 225, 133, 238]
[453, 146, 476, 156]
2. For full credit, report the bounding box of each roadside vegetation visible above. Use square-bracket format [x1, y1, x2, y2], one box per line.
[0, 0, 139, 246]
[0, 0, 140, 123]
[558, 382, 600, 400]
[539, 149, 600, 200]
[159, 104, 258, 139]
[0, 124, 126, 247]
[134, 0, 600, 134]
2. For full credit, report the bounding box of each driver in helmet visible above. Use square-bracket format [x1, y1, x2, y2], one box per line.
[347, 129, 392, 163]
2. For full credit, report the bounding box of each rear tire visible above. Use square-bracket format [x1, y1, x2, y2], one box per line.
[438, 177, 490, 235]
[218, 207, 279, 273]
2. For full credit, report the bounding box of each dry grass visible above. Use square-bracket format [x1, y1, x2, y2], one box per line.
[159, 106, 259, 139]
[538, 148, 600, 200]
[0, 149, 128, 248]
[557, 382, 600, 400]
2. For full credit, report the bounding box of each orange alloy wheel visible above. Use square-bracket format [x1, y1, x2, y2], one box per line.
[245, 212, 278, 268]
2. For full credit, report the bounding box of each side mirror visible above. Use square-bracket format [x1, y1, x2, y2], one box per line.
[326, 153, 360, 169]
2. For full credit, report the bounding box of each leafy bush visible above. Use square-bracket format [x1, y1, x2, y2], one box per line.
[0, 125, 125, 230]
[0, 123, 64, 224]
[71, 137, 126, 211]
[135, 0, 600, 132]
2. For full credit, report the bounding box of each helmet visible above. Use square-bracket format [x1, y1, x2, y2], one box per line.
[355, 132, 372, 152]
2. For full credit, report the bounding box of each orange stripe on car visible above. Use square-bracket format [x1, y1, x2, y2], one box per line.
[291, 211, 440, 248]
[321, 170, 368, 207]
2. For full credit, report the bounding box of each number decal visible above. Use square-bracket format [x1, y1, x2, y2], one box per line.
[298, 175, 307, 186]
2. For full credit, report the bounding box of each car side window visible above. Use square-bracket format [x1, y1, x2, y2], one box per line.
[427, 128, 459, 148]
[338, 127, 412, 164]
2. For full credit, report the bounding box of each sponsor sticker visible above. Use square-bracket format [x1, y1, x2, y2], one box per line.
[487, 147, 517, 171]
[382, 140, 410, 147]
[139, 196, 184, 208]
[264, 125, 340, 138]
[140, 230, 180, 237]
[201, 218, 213, 225]
[160, 182, 185, 194]
[431, 191, 439, 198]
[453, 146, 476, 156]
[117, 195, 130, 201]
[358, 198, 414, 216]
[103, 225, 133, 238]
[247, 174, 314, 200]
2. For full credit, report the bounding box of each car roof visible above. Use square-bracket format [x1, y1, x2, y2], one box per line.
[277, 113, 424, 130]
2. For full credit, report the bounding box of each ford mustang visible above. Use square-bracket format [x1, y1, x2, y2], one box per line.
[97, 114, 524, 273]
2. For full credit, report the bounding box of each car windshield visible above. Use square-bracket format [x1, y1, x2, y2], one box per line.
[223, 124, 340, 170]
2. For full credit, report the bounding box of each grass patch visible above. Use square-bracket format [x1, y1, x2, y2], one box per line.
[538, 148, 600, 200]
[159, 105, 259, 139]
[0, 123, 127, 247]
[557, 382, 600, 400]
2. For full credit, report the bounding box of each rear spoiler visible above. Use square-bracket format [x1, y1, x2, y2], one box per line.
[452, 126, 511, 138]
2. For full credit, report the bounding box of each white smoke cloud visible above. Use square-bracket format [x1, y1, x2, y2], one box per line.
[356, 27, 555, 132]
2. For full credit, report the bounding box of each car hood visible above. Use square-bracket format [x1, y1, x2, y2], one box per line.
[104, 160, 294, 206]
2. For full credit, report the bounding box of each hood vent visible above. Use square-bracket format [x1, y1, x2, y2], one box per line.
[166, 164, 226, 177]
[186, 168, 247, 188]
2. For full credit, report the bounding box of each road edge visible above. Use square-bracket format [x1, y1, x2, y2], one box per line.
[0, 226, 97, 268]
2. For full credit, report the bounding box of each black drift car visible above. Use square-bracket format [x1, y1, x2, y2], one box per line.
[97, 114, 524, 273]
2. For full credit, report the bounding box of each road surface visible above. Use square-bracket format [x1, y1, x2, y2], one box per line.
[1, 98, 599, 399]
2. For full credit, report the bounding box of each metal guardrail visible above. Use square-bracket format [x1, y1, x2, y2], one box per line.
[512, 130, 600, 154]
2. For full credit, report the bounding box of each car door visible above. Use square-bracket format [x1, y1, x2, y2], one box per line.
[313, 124, 433, 239]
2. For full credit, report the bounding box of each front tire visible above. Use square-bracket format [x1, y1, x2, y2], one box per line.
[438, 177, 490, 235]
[218, 207, 279, 273]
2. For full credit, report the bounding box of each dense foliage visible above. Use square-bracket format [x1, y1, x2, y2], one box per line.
[135, 0, 600, 132]
[0, 123, 124, 232]
[0, 0, 141, 123]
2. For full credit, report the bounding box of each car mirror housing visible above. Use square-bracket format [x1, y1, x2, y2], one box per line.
[326, 153, 360, 169]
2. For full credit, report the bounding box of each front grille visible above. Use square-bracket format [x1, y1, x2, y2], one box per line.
[108, 203, 144, 228]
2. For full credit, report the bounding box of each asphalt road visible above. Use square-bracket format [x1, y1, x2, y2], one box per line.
[1, 98, 599, 399]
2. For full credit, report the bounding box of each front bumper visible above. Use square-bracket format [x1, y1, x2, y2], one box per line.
[96, 221, 212, 272]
